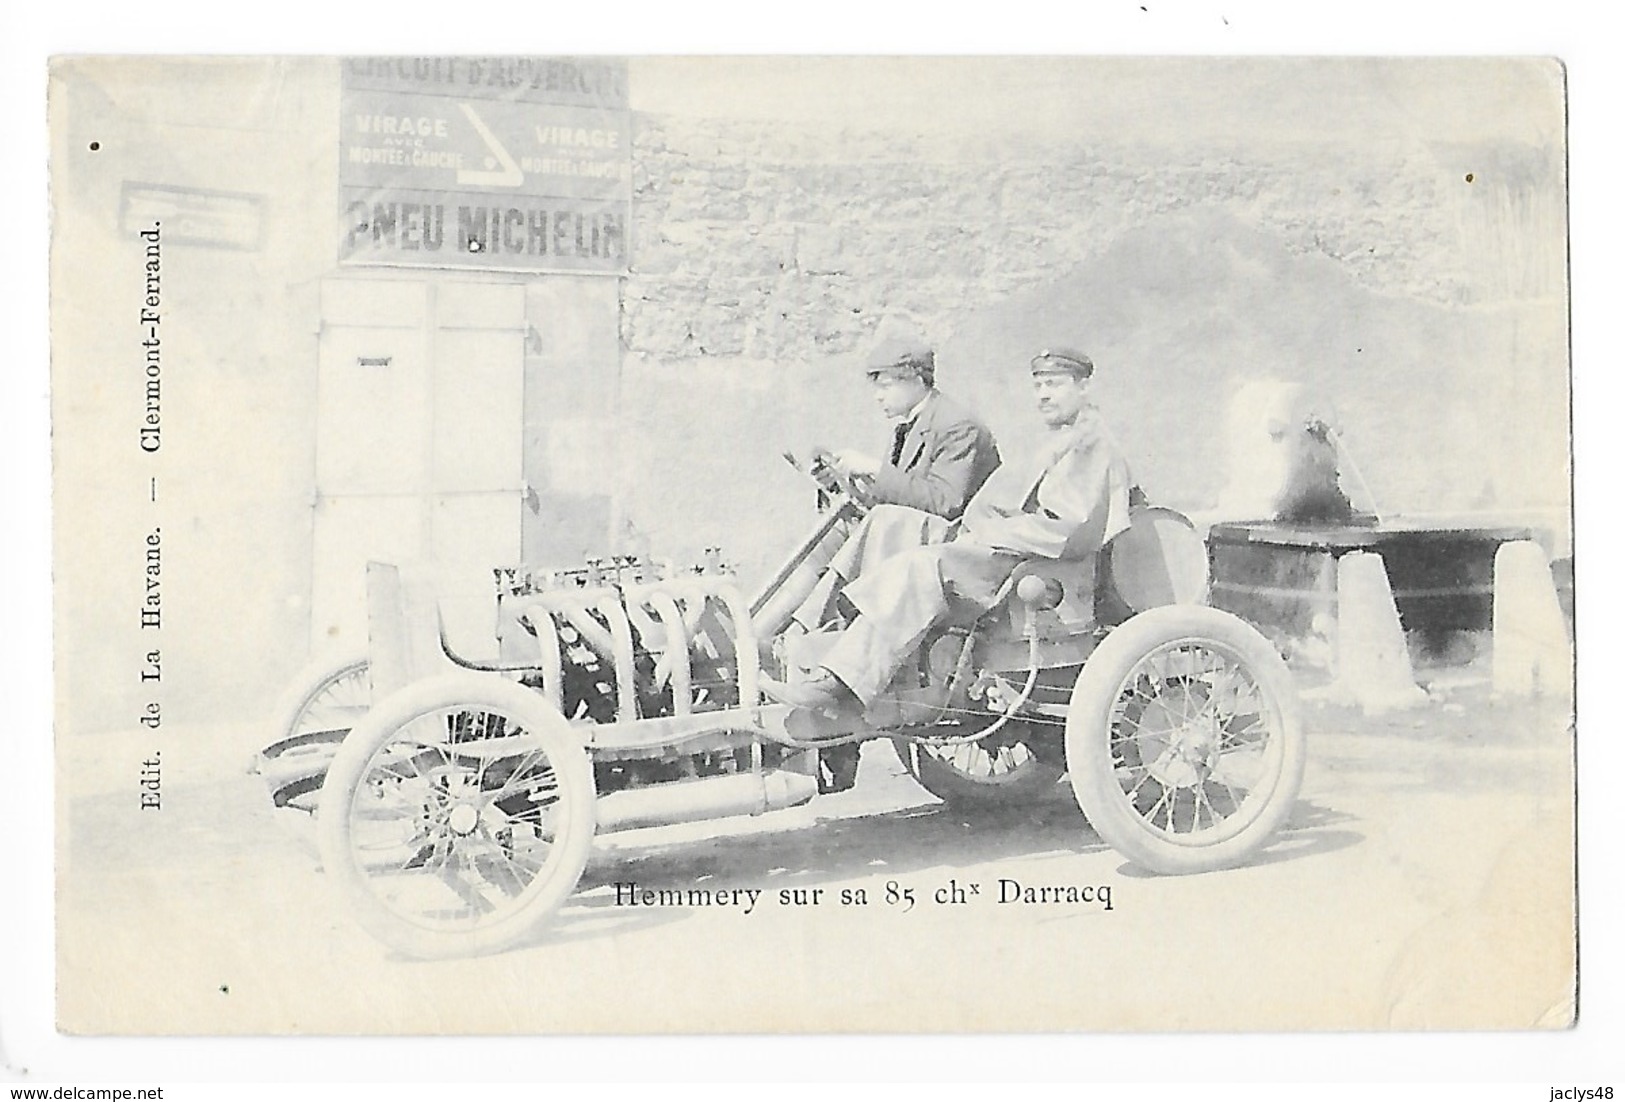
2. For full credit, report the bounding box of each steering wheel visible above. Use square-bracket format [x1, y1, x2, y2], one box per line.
[807, 448, 868, 505]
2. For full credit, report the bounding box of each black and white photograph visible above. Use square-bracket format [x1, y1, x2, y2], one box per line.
[42, 48, 1582, 1047]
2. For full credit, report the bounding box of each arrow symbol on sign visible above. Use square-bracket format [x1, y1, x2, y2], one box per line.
[456, 102, 523, 187]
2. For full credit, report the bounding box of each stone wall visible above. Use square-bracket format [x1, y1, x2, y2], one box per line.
[623, 114, 1564, 365]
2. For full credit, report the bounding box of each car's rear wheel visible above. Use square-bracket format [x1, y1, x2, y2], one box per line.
[1065, 606, 1305, 874]
[897, 728, 1064, 809]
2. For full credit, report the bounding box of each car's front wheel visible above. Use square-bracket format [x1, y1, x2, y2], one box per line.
[317, 673, 595, 959]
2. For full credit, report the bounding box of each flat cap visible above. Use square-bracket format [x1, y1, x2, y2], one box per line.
[1030, 347, 1094, 378]
[864, 336, 935, 375]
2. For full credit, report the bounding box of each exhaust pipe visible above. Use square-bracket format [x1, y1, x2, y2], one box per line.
[595, 769, 817, 833]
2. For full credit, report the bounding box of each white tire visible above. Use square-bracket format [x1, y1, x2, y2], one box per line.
[1066, 606, 1305, 874]
[317, 673, 595, 959]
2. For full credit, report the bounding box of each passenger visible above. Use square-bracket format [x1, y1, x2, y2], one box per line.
[764, 348, 1135, 715]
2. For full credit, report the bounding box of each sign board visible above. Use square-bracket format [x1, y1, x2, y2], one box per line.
[119, 182, 265, 251]
[338, 57, 631, 273]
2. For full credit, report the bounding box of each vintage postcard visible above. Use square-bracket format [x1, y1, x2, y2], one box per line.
[49, 55, 1574, 1034]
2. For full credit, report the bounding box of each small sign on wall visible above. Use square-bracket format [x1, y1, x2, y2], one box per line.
[119, 182, 266, 251]
[338, 57, 631, 274]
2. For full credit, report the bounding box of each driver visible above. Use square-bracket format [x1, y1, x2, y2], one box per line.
[790, 335, 1000, 632]
[763, 348, 1134, 715]
[825, 335, 1001, 519]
